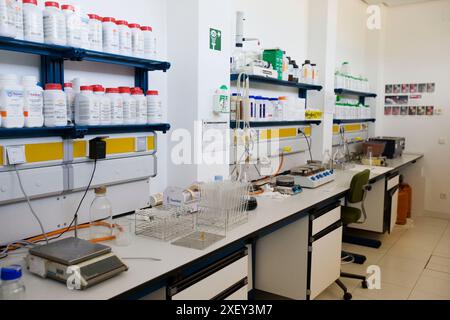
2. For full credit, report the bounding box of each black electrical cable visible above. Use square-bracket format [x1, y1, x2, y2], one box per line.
[50, 159, 98, 241]
[299, 130, 313, 162]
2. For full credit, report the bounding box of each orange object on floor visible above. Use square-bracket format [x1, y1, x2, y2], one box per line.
[397, 184, 412, 225]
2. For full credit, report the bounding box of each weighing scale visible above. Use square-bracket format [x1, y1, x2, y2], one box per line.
[26, 237, 128, 290]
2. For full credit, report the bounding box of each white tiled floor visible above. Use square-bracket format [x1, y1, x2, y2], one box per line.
[316, 216, 450, 300]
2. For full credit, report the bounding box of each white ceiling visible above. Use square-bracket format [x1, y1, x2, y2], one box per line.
[363, 0, 437, 7]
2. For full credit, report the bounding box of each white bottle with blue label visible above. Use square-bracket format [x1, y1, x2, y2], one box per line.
[0, 74, 24, 128]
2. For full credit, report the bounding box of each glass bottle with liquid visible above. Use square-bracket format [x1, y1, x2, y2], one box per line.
[89, 186, 113, 240]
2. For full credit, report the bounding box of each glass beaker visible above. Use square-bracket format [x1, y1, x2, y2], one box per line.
[89, 186, 113, 240]
[114, 219, 132, 246]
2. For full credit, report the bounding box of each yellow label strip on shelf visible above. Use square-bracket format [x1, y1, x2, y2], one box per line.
[260, 128, 298, 140]
[147, 136, 155, 151]
[25, 142, 64, 163]
[0, 145, 3, 166]
[73, 140, 87, 158]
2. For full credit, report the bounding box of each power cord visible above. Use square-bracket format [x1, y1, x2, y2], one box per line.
[299, 130, 313, 162]
[14, 165, 49, 245]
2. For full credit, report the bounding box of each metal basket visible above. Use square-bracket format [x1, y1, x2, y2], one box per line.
[135, 206, 195, 242]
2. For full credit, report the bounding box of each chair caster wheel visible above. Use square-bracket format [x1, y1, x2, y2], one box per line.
[362, 280, 368, 289]
[344, 292, 352, 300]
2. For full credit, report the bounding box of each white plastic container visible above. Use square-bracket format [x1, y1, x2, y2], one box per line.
[43, 83, 67, 127]
[71, 77, 87, 93]
[102, 17, 119, 54]
[14, 0, 23, 39]
[75, 85, 99, 126]
[62, 4, 81, 47]
[119, 87, 136, 124]
[129, 23, 144, 58]
[43, 1, 66, 46]
[93, 85, 111, 125]
[301, 60, 313, 84]
[64, 82, 75, 123]
[132, 87, 147, 124]
[146, 90, 162, 124]
[117, 20, 131, 56]
[22, 75, 43, 128]
[0, 265, 26, 300]
[23, 0, 44, 43]
[0, 74, 24, 128]
[74, 5, 89, 49]
[88, 14, 102, 51]
[141, 26, 154, 59]
[0, 0, 17, 38]
[106, 87, 123, 125]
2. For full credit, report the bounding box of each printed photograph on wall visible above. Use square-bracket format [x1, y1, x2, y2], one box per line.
[419, 83, 427, 93]
[392, 107, 401, 116]
[427, 83, 436, 93]
[393, 84, 402, 94]
[385, 85, 393, 94]
[408, 106, 417, 116]
[426, 106, 434, 116]
[385, 107, 392, 116]
[402, 84, 410, 93]
[410, 84, 418, 93]
[400, 106, 409, 116]
[417, 106, 426, 116]
[385, 95, 409, 106]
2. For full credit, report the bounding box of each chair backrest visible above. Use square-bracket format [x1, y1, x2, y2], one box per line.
[347, 169, 370, 204]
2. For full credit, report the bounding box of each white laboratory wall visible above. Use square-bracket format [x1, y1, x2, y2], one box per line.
[380, 0, 450, 218]
[0, 0, 169, 195]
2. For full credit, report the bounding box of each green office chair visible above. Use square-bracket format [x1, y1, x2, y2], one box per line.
[335, 169, 371, 300]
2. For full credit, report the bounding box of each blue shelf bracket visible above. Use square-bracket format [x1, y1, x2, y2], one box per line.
[41, 56, 64, 86]
[135, 68, 149, 93]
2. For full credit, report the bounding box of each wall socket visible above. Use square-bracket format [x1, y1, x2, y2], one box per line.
[440, 193, 448, 200]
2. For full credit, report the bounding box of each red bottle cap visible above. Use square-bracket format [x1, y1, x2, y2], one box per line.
[45, 2, 60, 9]
[106, 88, 120, 93]
[147, 90, 159, 95]
[45, 83, 62, 90]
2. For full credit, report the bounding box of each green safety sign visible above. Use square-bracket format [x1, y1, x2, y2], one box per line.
[209, 28, 222, 51]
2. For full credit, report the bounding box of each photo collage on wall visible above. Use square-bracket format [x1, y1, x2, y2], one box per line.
[384, 83, 436, 117]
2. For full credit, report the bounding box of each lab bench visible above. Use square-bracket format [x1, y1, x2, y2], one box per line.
[0, 154, 423, 300]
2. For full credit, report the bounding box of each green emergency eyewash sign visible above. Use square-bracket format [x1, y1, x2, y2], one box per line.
[209, 28, 222, 51]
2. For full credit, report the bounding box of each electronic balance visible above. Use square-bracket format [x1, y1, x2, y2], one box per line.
[26, 237, 128, 290]
[290, 162, 336, 189]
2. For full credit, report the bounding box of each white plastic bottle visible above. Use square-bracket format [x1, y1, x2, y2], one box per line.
[23, 0, 44, 43]
[146, 90, 162, 124]
[22, 75, 43, 128]
[102, 17, 119, 54]
[106, 87, 123, 125]
[117, 20, 131, 56]
[64, 82, 75, 124]
[43, 83, 67, 127]
[0, 265, 26, 300]
[43, 1, 66, 46]
[119, 87, 136, 124]
[0, 74, 24, 128]
[129, 23, 144, 58]
[75, 86, 99, 126]
[74, 5, 89, 49]
[88, 14, 102, 51]
[93, 85, 111, 125]
[0, 0, 17, 38]
[132, 87, 147, 124]
[14, 0, 23, 39]
[62, 4, 81, 47]
[141, 26, 154, 59]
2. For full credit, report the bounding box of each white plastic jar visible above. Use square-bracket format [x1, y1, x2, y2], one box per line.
[14, 0, 23, 39]
[146, 90, 162, 124]
[74, 5, 89, 49]
[0, 74, 24, 128]
[116, 20, 131, 56]
[105, 87, 123, 125]
[43, 1, 66, 46]
[23, 0, 43, 43]
[75, 86, 99, 126]
[43, 83, 67, 127]
[62, 4, 81, 47]
[131, 87, 147, 124]
[129, 23, 144, 58]
[0, 0, 17, 38]
[88, 14, 102, 51]
[22, 76, 43, 128]
[102, 17, 119, 54]
[93, 85, 111, 125]
[141, 26, 154, 59]
[119, 87, 136, 124]
[64, 82, 75, 124]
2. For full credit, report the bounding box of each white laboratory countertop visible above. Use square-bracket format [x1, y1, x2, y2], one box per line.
[0, 154, 423, 300]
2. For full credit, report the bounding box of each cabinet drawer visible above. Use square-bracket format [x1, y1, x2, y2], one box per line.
[312, 206, 341, 236]
[387, 175, 399, 190]
[171, 255, 248, 300]
[224, 285, 248, 300]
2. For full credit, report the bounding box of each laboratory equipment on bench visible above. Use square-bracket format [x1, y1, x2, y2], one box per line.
[26, 237, 128, 290]
[274, 175, 303, 195]
[369, 137, 406, 159]
[290, 162, 336, 189]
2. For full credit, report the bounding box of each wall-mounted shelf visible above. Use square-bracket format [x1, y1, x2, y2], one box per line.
[334, 89, 377, 98]
[333, 119, 376, 125]
[0, 124, 171, 140]
[230, 120, 321, 129]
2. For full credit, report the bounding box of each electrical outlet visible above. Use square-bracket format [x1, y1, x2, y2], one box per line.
[6, 145, 26, 165]
[136, 136, 148, 152]
[440, 193, 447, 200]
[438, 137, 446, 145]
